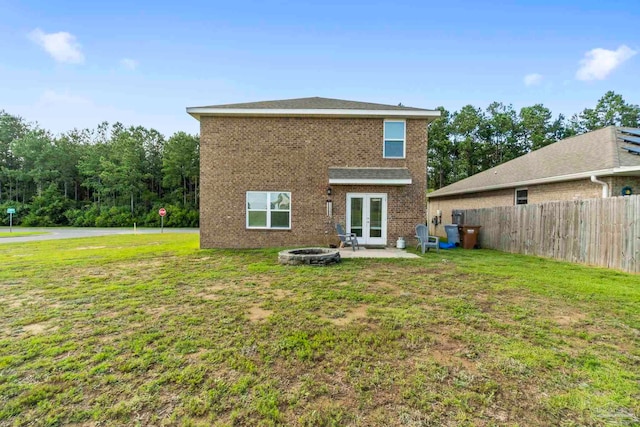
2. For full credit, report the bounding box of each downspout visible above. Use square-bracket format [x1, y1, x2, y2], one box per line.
[590, 175, 609, 198]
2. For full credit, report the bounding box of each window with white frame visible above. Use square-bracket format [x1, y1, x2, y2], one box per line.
[383, 120, 406, 158]
[515, 188, 528, 205]
[246, 191, 291, 229]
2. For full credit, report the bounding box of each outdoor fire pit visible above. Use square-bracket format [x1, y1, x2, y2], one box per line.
[278, 248, 341, 266]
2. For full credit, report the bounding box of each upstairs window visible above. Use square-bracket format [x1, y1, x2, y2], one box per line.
[515, 188, 528, 205]
[246, 191, 291, 229]
[384, 120, 406, 159]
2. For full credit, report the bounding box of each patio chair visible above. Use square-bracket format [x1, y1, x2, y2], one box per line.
[415, 224, 439, 254]
[336, 223, 360, 251]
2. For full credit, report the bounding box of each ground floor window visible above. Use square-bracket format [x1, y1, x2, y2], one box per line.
[246, 191, 291, 229]
[515, 188, 528, 205]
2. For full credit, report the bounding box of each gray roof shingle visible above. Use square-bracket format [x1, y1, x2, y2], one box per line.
[192, 97, 430, 111]
[428, 126, 640, 198]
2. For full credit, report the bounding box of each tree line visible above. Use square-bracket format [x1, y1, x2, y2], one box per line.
[0, 115, 199, 227]
[1, 90, 638, 227]
[427, 91, 640, 189]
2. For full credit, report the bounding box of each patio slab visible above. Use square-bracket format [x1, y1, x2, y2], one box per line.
[338, 247, 420, 259]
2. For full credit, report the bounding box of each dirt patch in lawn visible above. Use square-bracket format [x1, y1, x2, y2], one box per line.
[427, 332, 479, 373]
[552, 309, 587, 326]
[23, 322, 57, 335]
[272, 289, 294, 300]
[248, 305, 273, 322]
[327, 305, 369, 325]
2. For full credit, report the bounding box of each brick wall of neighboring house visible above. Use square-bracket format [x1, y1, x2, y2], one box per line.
[611, 176, 640, 196]
[199, 116, 428, 248]
[427, 177, 614, 237]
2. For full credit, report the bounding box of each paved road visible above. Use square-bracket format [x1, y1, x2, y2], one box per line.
[0, 227, 198, 244]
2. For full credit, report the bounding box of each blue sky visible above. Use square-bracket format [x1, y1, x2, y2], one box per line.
[1, 0, 638, 136]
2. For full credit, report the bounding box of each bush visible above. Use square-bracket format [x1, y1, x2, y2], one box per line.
[1, 198, 198, 228]
[0, 202, 27, 226]
[18, 184, 71, 226]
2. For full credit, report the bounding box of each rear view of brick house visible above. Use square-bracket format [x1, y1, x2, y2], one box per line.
[187, 97, 440, 248]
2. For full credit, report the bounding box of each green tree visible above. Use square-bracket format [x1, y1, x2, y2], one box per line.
[486, 102, 521, 166]
[12, 128, 58, 199]
[450, 105, 487, 181]
[519, 104, 554, 151]
[571, 91, 640, 132]
[427, 107, 453, 190]
[162, 132, 199, 206]
[0, 111, 28, 203]
[99, 124, 149, 214]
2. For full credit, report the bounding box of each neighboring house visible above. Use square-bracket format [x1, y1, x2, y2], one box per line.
[427, 126, 640, 236]
[187, 97, 440, 248]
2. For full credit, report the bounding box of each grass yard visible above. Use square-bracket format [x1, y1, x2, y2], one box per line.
[0, 232, 48, 238]
[0, 234, 638, 426]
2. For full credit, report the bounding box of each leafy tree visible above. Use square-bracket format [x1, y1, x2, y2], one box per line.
[0, 111, 28, 203]
[571, 91, 640, 132]
[519, 104, 555, 151]
[162, 132, 199, 206]
[427, 107, 453, 190]
[450, 105, 487, 181]
[485, 102, 521, 166]
[12, 128, 58, 198]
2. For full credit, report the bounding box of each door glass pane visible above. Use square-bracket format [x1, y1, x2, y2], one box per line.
[350, 197, 363, 237]
[369, 198, 382, 237]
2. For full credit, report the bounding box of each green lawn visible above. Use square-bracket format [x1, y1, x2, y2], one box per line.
[0, 231, 47, 238]
[0, 235, 638, 426]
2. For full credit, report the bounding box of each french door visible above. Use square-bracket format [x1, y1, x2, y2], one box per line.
[346, 193, 387, 246]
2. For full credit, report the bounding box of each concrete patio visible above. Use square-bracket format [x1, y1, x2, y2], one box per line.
[338, 247, 420, 258]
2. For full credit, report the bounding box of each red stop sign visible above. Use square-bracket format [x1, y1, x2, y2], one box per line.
[159, 208, 167, 217]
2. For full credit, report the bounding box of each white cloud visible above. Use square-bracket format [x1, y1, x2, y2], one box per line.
[28, 28, 84, 64]
[576, 45, 636, 81]
[523, 73, 543, 86]
[120, 58, 138, 70]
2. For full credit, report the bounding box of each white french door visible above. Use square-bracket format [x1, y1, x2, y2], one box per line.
[346, 193, 387, 246]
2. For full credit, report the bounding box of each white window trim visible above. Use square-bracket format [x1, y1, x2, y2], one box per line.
[515, 187, 528, 205]
[383, 119, 406, 159]
[246, 191, 292, 230]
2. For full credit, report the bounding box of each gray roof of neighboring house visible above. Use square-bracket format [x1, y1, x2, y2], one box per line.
[191, 97, 431, 111]
[329, 167, 412, 180]
[428, 126, 640, 199]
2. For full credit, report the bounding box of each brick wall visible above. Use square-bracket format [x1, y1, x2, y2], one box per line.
[611, 176, 640, 196]
[199, 116, 428, 248]
[427, 178, 614, 237]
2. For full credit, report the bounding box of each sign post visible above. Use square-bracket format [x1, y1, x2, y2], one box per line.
[158, 208, 166, 233]
[7, 208, 16, 232]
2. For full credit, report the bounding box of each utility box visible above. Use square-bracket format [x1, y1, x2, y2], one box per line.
[460, 225, 481, 249]
[444, 225, 460, 246]
[452, 210, 464, 225]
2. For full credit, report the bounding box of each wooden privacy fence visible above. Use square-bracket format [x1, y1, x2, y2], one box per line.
[461, 195, 640, 273]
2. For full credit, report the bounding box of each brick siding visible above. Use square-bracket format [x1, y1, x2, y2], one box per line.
[199, 116, 428, 248]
